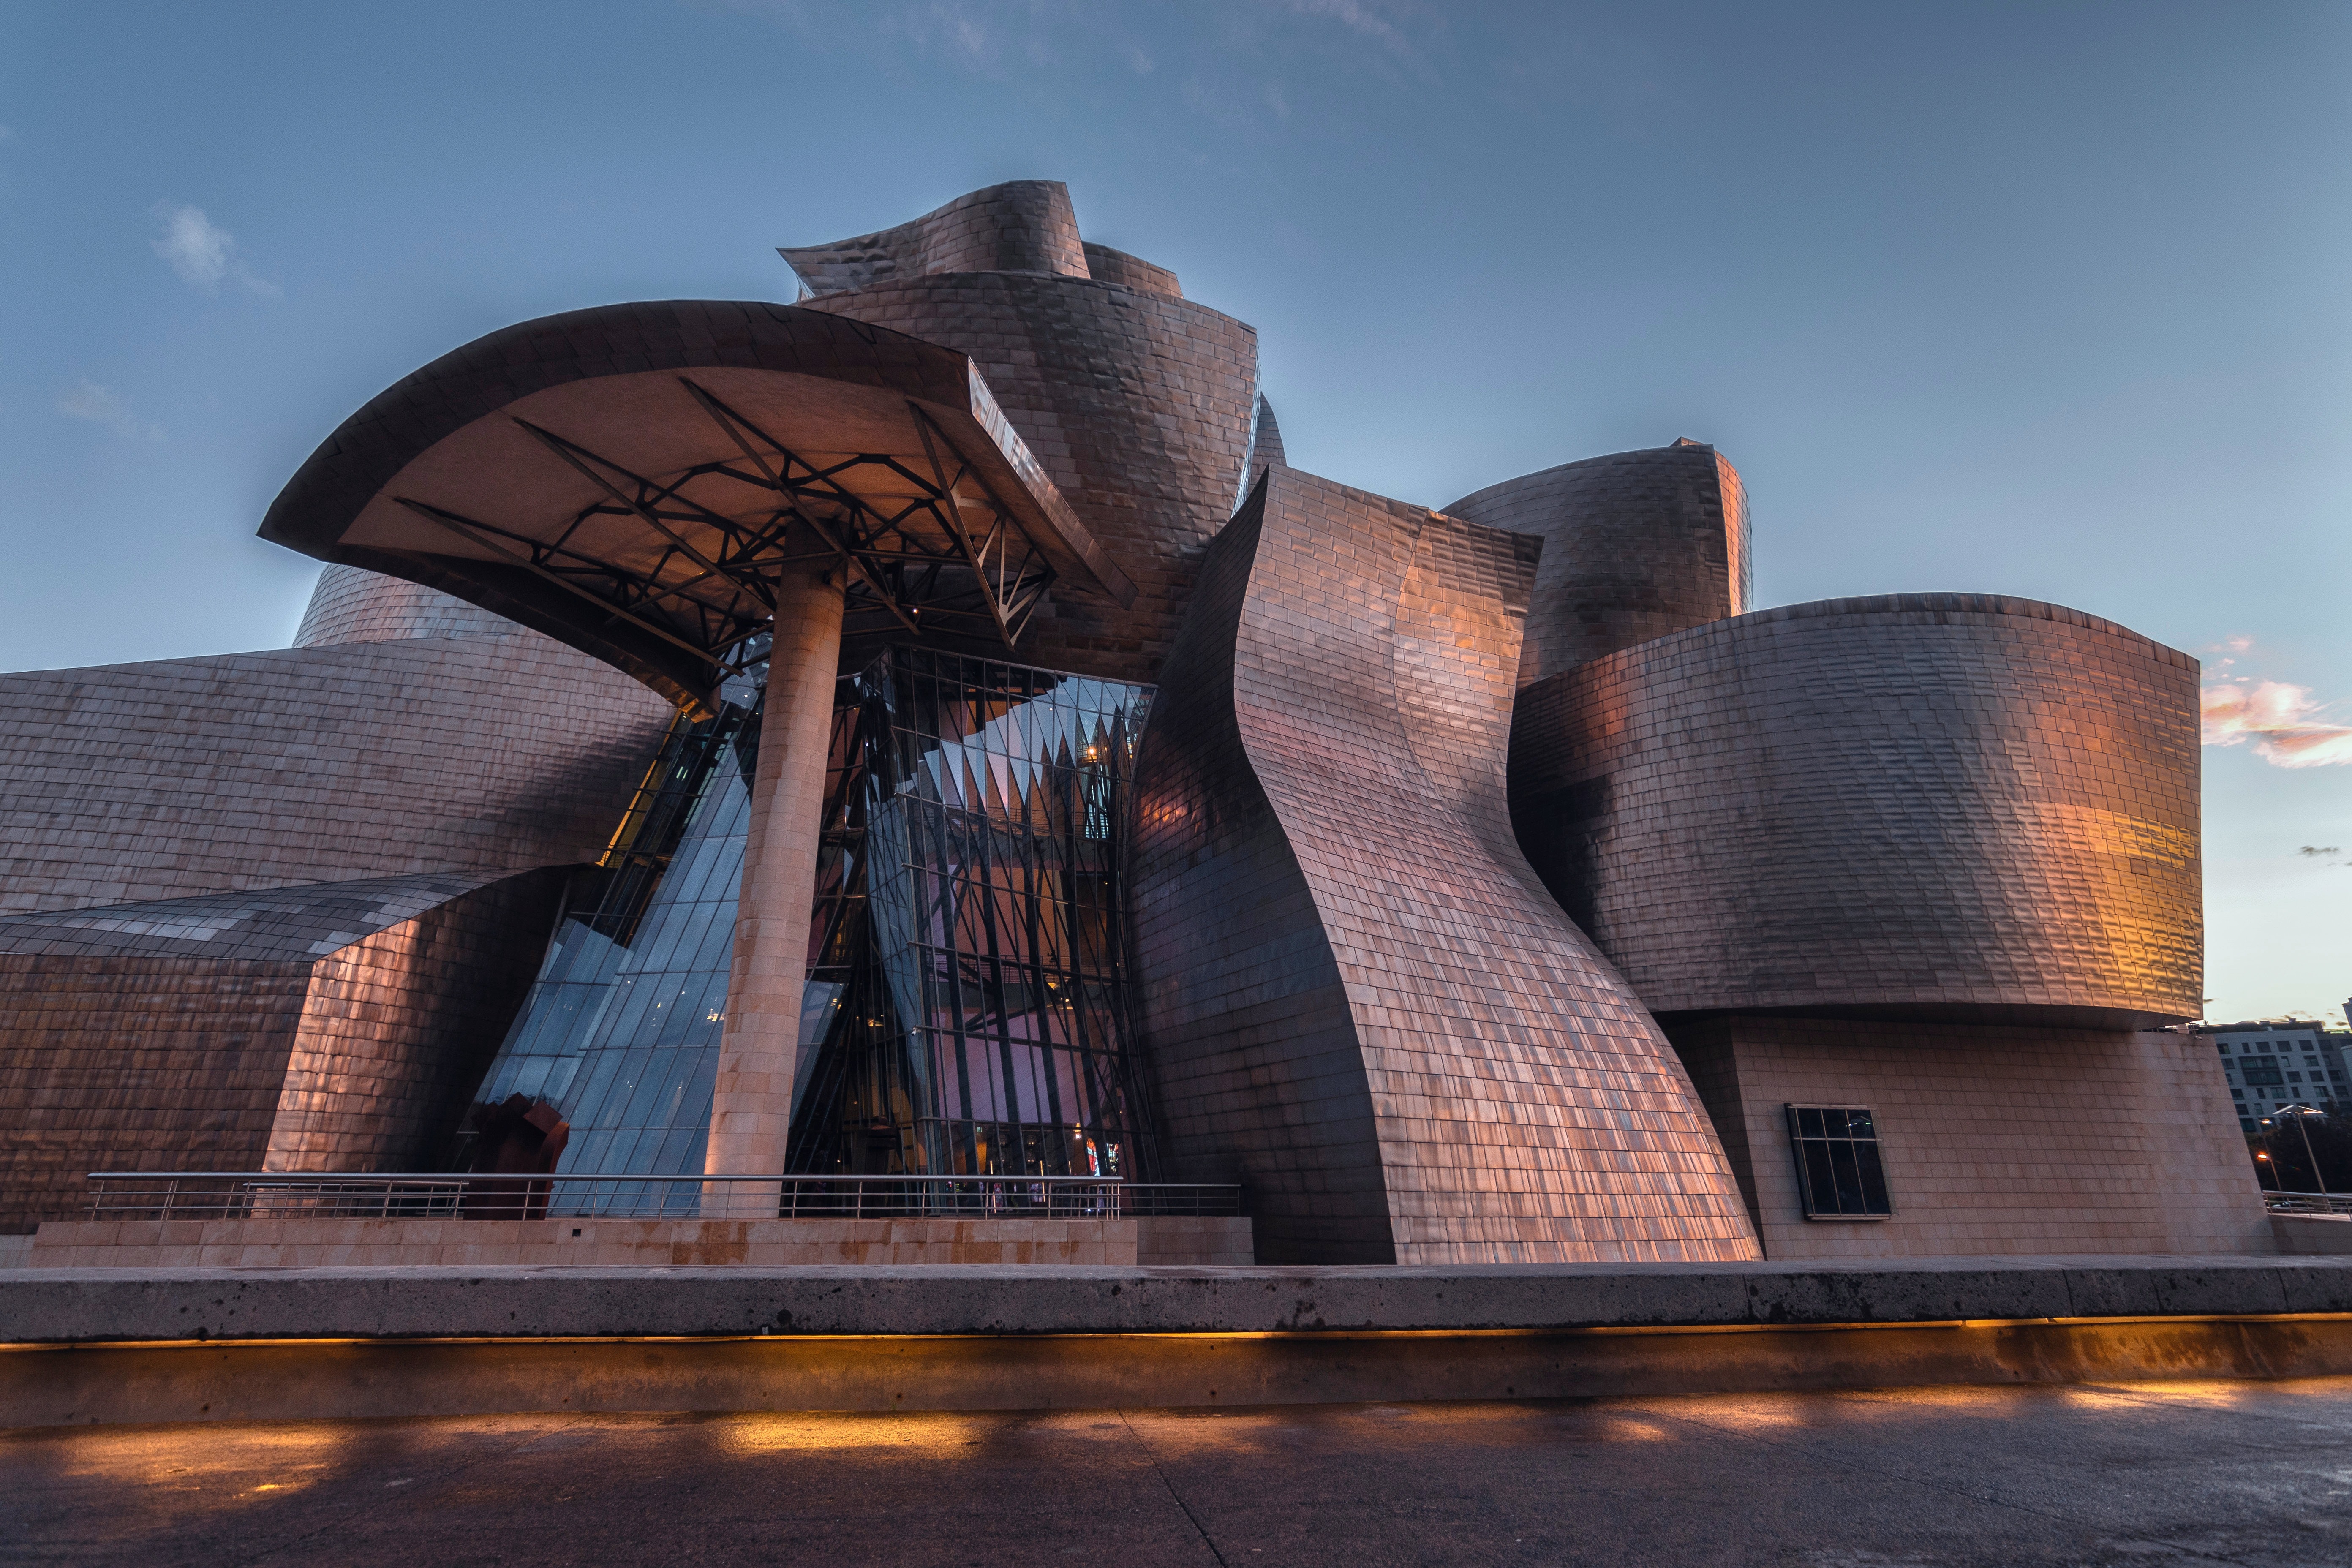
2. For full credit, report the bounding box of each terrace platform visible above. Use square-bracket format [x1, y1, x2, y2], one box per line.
[5, 1255, 2352, 1429]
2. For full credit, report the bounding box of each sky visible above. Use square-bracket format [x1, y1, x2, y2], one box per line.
[1, 1, 2347, 1023]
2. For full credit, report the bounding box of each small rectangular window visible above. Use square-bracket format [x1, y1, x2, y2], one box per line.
[1786, 1105, 1893, 1220]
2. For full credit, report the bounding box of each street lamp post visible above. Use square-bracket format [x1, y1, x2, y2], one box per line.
[2272, 1105, 2331, 1197]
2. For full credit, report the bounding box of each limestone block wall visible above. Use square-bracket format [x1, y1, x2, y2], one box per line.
[0, 634, 668, 916]
[1447, 441, 1750, 685]
[1670, 1015, 2271, 1258]
[1509, 594, 2202, 1026]
[1130, 465, 1760, 1266]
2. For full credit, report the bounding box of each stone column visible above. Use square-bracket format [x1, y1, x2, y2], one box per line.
[706, 565, 845, 1206]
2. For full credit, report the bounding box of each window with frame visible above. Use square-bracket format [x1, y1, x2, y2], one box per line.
[1786, 1105, 1893, 1220]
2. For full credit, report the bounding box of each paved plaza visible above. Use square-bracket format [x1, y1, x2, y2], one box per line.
[8, 1378, 2351, 1565]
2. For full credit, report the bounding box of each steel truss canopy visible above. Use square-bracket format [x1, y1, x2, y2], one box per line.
[260, 301, 1135, 714]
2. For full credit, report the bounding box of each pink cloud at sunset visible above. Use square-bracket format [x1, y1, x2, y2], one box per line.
[2201, 678, 2352, 767]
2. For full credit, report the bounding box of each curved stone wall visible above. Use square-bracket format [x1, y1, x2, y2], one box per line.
[1508, 594, 2202, 1026]
[292, 563, 520, 648]
[807, 272, 1258, 685]
[1130, 464, 1761, 1265]
[1447, 440, 1750, 686]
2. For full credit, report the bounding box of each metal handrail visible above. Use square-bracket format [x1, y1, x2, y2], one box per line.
[82, 1172, 1242, 1222]
[2263, 1190, 2352, 1217]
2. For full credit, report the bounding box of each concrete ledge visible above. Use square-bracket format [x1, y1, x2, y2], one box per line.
[5, 1255, 2351, 1344]
[9, 1316, 2352, 1428]
[13, 1216, 1255, 1269]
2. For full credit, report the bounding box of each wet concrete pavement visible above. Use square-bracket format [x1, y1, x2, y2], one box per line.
[7, 1377, 2352, 1565]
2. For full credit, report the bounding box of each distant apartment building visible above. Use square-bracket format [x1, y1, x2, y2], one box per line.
[2200, 1016, 2352, 1129]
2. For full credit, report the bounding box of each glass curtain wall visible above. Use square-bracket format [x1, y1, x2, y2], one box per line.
[792, 650, 1154, 1180]
[460, 705, 757, 1203]
[455, 648, 1155, 1198]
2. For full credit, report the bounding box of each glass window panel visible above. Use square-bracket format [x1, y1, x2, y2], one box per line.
[1786, 1105, 1894, 1219]
[1799, 1141, 1838, 1216]
[1855, 1141, 1892, 1212]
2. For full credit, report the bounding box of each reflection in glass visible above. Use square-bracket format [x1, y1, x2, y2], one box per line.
[1784, 1102, 1894, 1220]
[457, 648, 1157, 1197]
[792, 650, 1155, 1179]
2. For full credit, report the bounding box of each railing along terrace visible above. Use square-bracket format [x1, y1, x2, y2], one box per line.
[82, 1173, 1242, 1223]
[2262, 1190, 2352, 1217]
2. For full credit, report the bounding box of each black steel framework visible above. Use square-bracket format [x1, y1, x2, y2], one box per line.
[449, 646, 1157, 1194]
[392, 378, 1061, 694]
[788, 650, 1155, 1180]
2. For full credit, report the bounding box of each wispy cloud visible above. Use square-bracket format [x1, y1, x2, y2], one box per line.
[2202, 678, 2352, 768]
[150, 202, 280, 296]
[57, 380, 163, 442]
[1279, 0, 1413, 54]
[706, 0, 1447, 122]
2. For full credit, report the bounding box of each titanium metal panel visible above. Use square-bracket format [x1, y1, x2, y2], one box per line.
[0, 635, 667, 918]
[1448, 440, 1749, 686]
[801, 271, 1259, 688]
[293, 562, 518, 647]
[1130, 466, 1761, 1266]
[780, 180, 1092, 294]
[0, 868, 564, 1230]
[1509, 594, 2202, 1026]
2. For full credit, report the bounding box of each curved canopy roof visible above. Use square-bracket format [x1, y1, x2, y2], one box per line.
[261, 300, 1134, 713]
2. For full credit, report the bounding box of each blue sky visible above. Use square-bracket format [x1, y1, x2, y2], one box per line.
[2, 1, 2347, 1021]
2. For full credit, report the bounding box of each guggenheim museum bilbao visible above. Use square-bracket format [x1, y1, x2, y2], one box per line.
[0, 180, 2266, 1264]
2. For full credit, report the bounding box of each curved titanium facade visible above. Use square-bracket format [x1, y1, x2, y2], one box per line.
[779, 180, 1090, 294]
[0, 634, 668, 917]
[1447, 440, 1750, 685]
[0, 867, 564, 1231]
[1508, 594, 2202, 1027]
[293, 563, 519, 647]
[799, 275, 1258, 687]
[1079, 241, 1181, 299]
[1130, 466, 1760, 1265]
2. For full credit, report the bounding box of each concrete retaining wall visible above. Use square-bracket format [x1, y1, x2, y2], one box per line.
[9, 1216, 1255, 1270]
[2273, 1215, 2352, 1255]
[11, 1318, 2352, 1428]
[5, 1257, 2349, 1427]
[6, 1256, 2349, 1343]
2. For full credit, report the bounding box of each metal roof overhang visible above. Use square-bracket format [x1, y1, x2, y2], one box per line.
[259, 301, 1134, 715]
